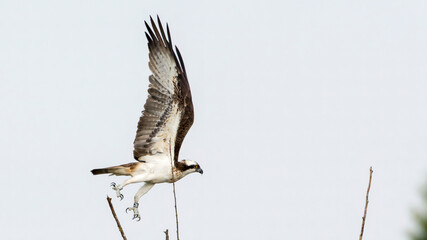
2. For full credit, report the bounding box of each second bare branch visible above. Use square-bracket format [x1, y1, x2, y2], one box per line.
[359, 167, 373, 240]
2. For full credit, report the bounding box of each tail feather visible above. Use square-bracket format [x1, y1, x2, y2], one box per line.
[91, 168, 111, 175]
[91, 162, 140, 176]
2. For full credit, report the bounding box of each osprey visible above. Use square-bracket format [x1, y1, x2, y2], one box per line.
[91, 16, 202, 221]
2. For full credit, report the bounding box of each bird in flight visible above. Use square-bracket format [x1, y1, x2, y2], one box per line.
[91, 16, 202, 221]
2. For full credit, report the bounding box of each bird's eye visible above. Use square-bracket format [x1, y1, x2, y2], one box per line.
[194, 165, 199, 169]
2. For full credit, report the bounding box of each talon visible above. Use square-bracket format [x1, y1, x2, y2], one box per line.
[126, 203, 141, 221]
[133, 214, 141, 221]
[110, 182, 116, 187]
[119, 194, 124, 200]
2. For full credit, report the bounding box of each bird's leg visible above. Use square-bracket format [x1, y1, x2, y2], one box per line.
[110, 182, 124, 200]
[126, 183, 155, 221]
[110, 178, 135, 200]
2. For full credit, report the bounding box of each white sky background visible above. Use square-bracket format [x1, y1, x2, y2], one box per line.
[1, 0, 426, 239]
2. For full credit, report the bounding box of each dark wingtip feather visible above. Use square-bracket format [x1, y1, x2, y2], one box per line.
[150, 16, 165, 47]
[166, 24, 172, 45]
[145, 20, 156, 42]
[156, 15, 161, 25]
[145, 32, 152, 42]
[157, 16, 170, 49]
[149, 15, 155, 26]
[175, 46, 187, 76]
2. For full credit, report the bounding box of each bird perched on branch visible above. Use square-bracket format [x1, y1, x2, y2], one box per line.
[91, 16, 203, 221]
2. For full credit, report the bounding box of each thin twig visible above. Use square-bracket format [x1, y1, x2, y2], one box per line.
[172, 182, 180, 240]
[106, 196, 127, 240]
[359, 167, 373, 240]
[164, 229, 169, 240]
[168, 142, 180, 240]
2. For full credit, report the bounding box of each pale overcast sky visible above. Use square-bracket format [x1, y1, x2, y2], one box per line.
[1, 1, 427, 239]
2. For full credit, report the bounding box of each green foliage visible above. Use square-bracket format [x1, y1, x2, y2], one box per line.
[410, 182, 427, 240]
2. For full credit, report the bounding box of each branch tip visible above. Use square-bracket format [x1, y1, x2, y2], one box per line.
[106, 195, 127, 240]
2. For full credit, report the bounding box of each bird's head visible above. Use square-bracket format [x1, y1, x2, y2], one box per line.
[177, 159, 203, 176]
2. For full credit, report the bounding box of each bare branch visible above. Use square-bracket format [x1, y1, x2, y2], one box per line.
[169, 145, 179, 240]
[172, 183, 180, 240]
[164, 229, 169, 240]
[106, 196, 127, 240]
[359, 167, 373, 240]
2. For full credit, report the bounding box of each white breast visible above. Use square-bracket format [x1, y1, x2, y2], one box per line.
[137, 154, 173, 183]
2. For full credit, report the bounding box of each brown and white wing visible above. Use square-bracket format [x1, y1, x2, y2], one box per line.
[172, 47, 193, 164]
[133, 17, 193, 163]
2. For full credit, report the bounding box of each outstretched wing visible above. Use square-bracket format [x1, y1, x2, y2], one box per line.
[133, 16, 194, 164]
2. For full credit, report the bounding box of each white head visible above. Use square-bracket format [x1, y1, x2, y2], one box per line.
[176, 159, 203, 176]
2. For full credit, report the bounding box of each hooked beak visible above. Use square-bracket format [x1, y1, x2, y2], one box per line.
[196, 168, 203, 175]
